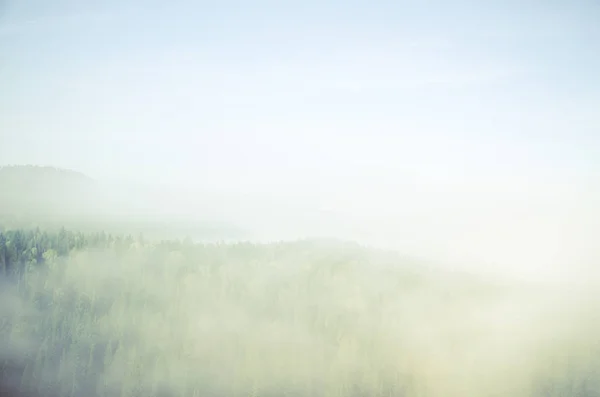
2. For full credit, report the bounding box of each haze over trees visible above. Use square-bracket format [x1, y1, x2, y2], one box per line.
[1, 165, 600, 397]
[2, 0, 598, 394]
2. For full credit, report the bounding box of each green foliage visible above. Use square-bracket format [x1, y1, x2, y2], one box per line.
[1, 226, 599, 397]
[0, 228, 100, 274]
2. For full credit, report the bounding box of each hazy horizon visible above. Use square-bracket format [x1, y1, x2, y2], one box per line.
[2, 4, 600, 395]
[1, 1, 600, 280]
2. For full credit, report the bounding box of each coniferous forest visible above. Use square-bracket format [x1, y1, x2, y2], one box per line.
[1, 227, 600, 397]
[1, 167, 600, 397]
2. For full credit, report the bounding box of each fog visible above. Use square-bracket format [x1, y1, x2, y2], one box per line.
[93, 176, 600, 283]
[3, 168, 599, 395]
[2, 1, 600, 395]
[2, 239, 600, 397]
[2, 1, 599, 278]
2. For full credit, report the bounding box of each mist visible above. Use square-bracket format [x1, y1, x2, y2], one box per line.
[92, 174, 600, 283]
[2, 236, 600, 397]
[2, 1, 599, 280]
[2, 0, 600, 395]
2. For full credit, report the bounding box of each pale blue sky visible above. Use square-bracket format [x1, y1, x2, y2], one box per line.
[1, 1, 599, 273]
[2, 0, 598, 190]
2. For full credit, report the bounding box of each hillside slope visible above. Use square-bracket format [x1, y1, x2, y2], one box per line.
[0, 165, 245, 239]
[0, 165, 95, 217]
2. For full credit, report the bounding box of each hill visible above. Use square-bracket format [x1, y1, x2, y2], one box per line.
[0, 165, 96, 219]
[0, 165, 246, 240]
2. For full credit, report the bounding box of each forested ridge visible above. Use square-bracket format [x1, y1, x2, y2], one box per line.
[0, 226, 397, 284]
[1, 166, 599, 396]
[0, 227, 127, 276]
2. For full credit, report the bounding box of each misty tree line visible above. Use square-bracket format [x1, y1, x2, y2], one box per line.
[1, 228, 109, 275]
[0, 226, 353, 278]
[0, 228, 171, 276]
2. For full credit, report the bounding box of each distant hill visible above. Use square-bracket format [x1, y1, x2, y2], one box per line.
[0, 165, 96, 218]
[0, 165, 246, 240]
[0, 164, 93, 185]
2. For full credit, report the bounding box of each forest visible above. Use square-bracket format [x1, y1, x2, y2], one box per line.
[0, 166, 598, 397]
[1, 224, 600, 397]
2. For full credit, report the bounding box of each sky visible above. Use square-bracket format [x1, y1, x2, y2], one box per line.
[1, 0, 599, 276]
